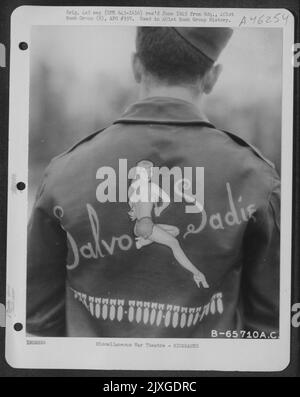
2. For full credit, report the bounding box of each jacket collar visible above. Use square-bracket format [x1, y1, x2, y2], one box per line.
[114, 96, 214, 127]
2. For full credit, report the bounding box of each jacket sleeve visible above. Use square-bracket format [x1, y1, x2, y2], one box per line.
[241, 172, 280, 336]
[26, 164, 68, 336]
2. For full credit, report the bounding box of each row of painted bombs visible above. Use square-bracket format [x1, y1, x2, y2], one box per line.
[73, 290, 224, 329]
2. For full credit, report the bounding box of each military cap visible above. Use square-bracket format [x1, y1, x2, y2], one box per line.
[171, 27, 233, 62]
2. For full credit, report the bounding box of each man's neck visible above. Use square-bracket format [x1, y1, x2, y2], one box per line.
[139, 83, 203, 107]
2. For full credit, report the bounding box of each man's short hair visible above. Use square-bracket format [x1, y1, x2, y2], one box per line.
[136, 27, 214, 85]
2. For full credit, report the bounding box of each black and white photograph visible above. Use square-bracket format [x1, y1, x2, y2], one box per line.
[5, 6, 294, 371]
[27, 24, 283, 339]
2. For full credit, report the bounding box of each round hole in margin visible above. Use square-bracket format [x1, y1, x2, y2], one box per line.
[19, 42, 28, 50]
[14, 322, 23, 332]
[16, 182, 26, 191]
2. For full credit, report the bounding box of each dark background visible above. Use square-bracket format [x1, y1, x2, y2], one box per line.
[0, 0, 299, 378]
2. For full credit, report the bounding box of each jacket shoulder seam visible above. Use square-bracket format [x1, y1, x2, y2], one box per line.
[50, 127, 107, 163]
[220, 129, 275, 169]
[36, 128, 107, 199]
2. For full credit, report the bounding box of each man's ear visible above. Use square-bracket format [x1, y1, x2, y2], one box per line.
[131, 52, 143, 83]
[202, 64, 223, 94]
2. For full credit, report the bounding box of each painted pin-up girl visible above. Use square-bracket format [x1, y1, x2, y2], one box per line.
[128, 160, 209, 289]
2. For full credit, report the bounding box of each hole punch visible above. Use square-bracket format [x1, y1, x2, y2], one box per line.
[16, 182, 26, 191]
[14, 322, 23, 332]
[19, 42, 28, 51]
